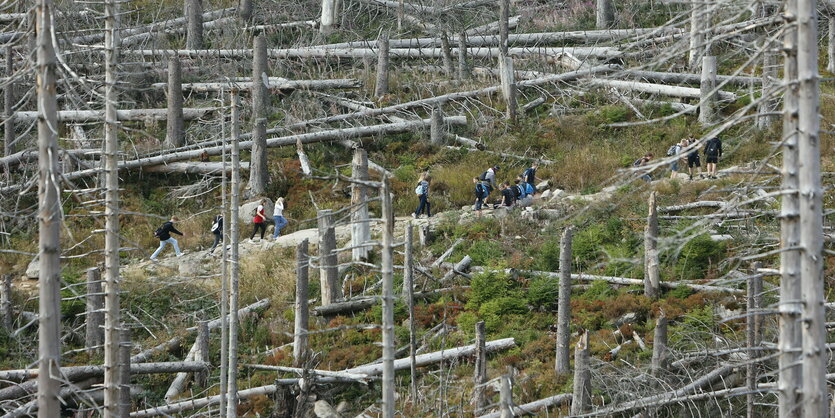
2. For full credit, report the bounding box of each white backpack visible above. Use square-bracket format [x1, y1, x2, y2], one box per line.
[414, 183, 424, 195]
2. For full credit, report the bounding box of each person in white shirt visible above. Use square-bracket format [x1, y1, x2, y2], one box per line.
[272, 197, 288, 239]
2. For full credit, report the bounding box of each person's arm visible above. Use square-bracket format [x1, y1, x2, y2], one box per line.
[170, 226, 184, 236]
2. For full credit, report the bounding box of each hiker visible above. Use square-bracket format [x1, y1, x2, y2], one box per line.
[633, 153, 654, 182]
[473, 177, 487, 214]
[413, 173, 431, 219]
[479, 165, 500, 195]
[704, 136, 722, 179]
[250, 199, 268, 240]
[686, 138, 703, 180]
[151, 216, 184, 260]
[272, 197, 288, 239]
[521, 162, 541, 195]
[667, 140, 683, 179]
[499, 182, 516, 207]
[208, 213, 223, 254]
[514, 178, 532, 207]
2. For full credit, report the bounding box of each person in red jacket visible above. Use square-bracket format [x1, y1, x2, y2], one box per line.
[250, 199, 268, 240]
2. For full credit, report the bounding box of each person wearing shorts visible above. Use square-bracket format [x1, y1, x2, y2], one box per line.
[686, 138, 702, 180]
[704, 137, 722, 178]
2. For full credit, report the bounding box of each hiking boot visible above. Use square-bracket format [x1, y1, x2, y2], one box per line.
[411, 213, 417, 219]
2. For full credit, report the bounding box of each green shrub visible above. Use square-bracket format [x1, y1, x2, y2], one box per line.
[675, 235, 725, 280]
[479, 297, 527, 331]
[456, 311, 479, 337]
[572, 218, 626, 270]
[526, 276, 560, 309]
[534, 237, 561, 272]
[580, 280, 616, 301]
[468, 240, 506, 267]
[667, 285, 694, 299]
[467, 271, 518, 310]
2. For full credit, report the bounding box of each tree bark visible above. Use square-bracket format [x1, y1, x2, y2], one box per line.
[440, 31, 455, 77]
[555, 226, 574, 375]
[318, 210, 341, 305]
[430, 104, 444, 144]
[621, 68, 756, 86]
[596, 0, 614, 29]
[13, 108, 213, 123]
[571, 331, 591, 415]
[651, 311, 668, 377]
[227, 90, 242, 418]
[457, 31, 470, 79]
[195, 321, 209, 387]
[499, 373, 512, 418]
[829, 14, 835, 73]
[757, 38, 779, 129]
[351, 148, 371, 261]
[380, 177, 396, 418]
[165, 57, 185, 148]
[644, 191, 660, 298]
[746, 263, 762, 418]
[155, 78, 361, 92]
[473, 321, 488, 413]
[320, 0, 336, 34]
[143, 161, 250, 174]
[85, 267, 104, 352]
[238, 0, 252, 22]
[586, 78, 736, 101]
[688, 0, 705, 70]
[477, 394, 571, 418]
[404, 223, 418, 401]
[4, 46, 14, 157]
[293, 239, 310, 367]
[185, 0, 203, 50]
[0, 274, 11, 331]
[441, 255, 472, 282]
[374, 33, 390, 98]
[249, 35, 269, 195]
[220, 103, 229, 415]
[119, 327, 132, 417]
[699, 55, 717, 125]
[35, 0, 61, 415]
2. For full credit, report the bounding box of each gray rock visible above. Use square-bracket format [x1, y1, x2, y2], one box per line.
[615, 312, 639, 327]
[313, 400, 341, 418]
[239, 198, 274, 223]
[540, 190, 552, 200]
[536, 180, 550, 191]
[25, 257, 38, 279]
[549, 189, 565, 201]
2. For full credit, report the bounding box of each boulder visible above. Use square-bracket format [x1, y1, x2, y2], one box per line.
[549, 189, 566, 201]
[615, 312, 639, 327]
[313, 400, 341, 418]
[239, 198, 274, 223]
[540, 190, 552, 200]
[536, 180, 550, 191]
[25, 257, 39, 279]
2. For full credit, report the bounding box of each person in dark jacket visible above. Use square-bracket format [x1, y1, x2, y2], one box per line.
[704, 137, 722, 179]
[413, 173, 431, 219]
[522, 162, 541, 195]
[209, 214, 223, 254]
[499, 182, 516, 207]
[151, 216, 184, 260]
[473, 177, 487, 215]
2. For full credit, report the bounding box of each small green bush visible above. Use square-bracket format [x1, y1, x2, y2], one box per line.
[456, 311, 479, 337]
[467, 271, 518, 310]
[581, 280, 616, 301]
[534, 238, 561, 272]
[479, 297, 527, 331]
[526, 276, 560, 309]
[468, 240, 506, 267]
[675, 235, 725, 280]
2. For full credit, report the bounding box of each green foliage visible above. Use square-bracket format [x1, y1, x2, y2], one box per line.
[667, 285, 694, 299]
[466, 271, 518, 310]
[479, 297, 528, 332]
[533, 237, 561, 272]
[580, 280, 617, 301]
[674, 235, 726, 280]
[526, 276, 560, 309]
[60, 268, 85, 319]
[456, 311, 479, 337]
[572, 218, 628, 270]
[467, 240, 506, 267]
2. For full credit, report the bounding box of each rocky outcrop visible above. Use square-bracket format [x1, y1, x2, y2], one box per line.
[239, 198, 274, 223]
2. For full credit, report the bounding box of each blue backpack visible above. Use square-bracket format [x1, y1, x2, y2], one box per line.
[475, 183, 486, 198]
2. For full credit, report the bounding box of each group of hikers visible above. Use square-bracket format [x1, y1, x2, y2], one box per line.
[634, 136, 723, 182]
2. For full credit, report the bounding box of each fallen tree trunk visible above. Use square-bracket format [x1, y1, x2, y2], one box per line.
[0, 148, 99, 168]
[659, 200, 726, 212]
[70, 7, 236, 44]
[313, 297, 377, 316]
[478, 393, 572, 418]
[629, 98, 697, 114]
[130, 383, 279, 417]
[432, 238, 464, 268]
[444, 146, 555, 165]
[441, 255, 472, 282]
[12, 108, 215, 123]
[585, 79, 738, 101]
[621, 69, 757, 86]
[243, 364, 371, 382]
[149, 78, 361, 92]
[466, 16, 520, 35]
[143, 161, 250, 174]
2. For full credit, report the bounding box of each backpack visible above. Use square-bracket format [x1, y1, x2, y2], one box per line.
[475, 183, 485, 198]
[705, 138, 720, 155]
[525, 182, 534, 195]
[666, 145, 678, 157]
[211, 217, 220, 233]
[478, 170, 489, 181]
[633, 158, 643, 167]
[153, 224, 164, 238]
[414, 183, 424, 195]
[515, 185, 524, 198]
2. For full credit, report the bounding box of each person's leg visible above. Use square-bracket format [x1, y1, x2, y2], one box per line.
[415, 195, 426, 216]
[276, 216, 288, 237]
[258, 223, 266, 239]
[250, 222, 258, 239]
[210, 233, 221, 252]
[150, 240, 167, 259]
[273, 216, 281, 239]
[170, 237, 182, 256]
[426, 198, 431, 217]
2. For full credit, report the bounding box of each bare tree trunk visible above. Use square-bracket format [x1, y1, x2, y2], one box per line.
[644, 191, 660, 298]
[473, 321, 487, 413]
[293, 239, 309, 367]
[595, 0, 614, 29]
[85, 267, 104, 352]
[3, 46, 13, 157]
[249, 35, 269, 196]
[498, 0, 509, 55]
[35, 0, 61, 415]
[797, 0, 826, 412]
[403, 223, 418, 402]
[318, 210, 341, 306]
[499, 373, 512, 418]
[757, 37, 779, 129]
[380, 177, 396, 418]
[238, 0, 253, 22]
[119, 327, 131, 417]
[498, 55, 517, 122]
[440, 31, 455, 77]
[320, 0, 336, 34]
[688, 0, 705, 70]
[430, 104, 444, 145]
[196, 320, 209, 387]
[699, 55, 717, 126]
[571, 331, 591, 415]
[746, 263, 762, 418]
[103, 0, 122, 413]
[1, 274, 11, 331]
[226, 90, 242, 418]
[185, 0, 203, 49]
[351, 148, 371, 261]
[219, 90, 229, 416]
[779, 0, 803, 414]
[555, 226, 573, 375]
[651, 311, 668, 378]
[457, 31, 469, 80]
[165, 57, 184, 148]
[828, 13, 835, 74]
[375, 33, 389, 98]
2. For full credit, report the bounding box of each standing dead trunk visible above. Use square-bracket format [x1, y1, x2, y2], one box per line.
[320, 0, 336, 34]
[498, 0, 509, 55]
[185, 0, 203, 50]
[688, 0, 705, 70]
[249, 35, 269, 196]
[375, 33, 390, 98]
[1, 274, 12, 331]
[226, 90, 242, 418]
[35, 0, 62, 415]
[644, 191, 660, 298]
[293, 239, 310, 367]
[828, 13, 835, 74]
[351, 148, 371, 261]
[757, 37, 779, 129]
[498, 55, 517, 122]
[119, 327, 131, 417]
[595, 0, 614, 29]
[318, 210, 341, 306]
[746, 263, 762, 418]
[430, 104, 444, 145]
[380, 177, 396, 418]
[499, 373, 512, 418]
[570, 331, 591, 415]
[440, 31, 455, 77]
[473, 321, 487, 413]
[797, 0, 826, 412]
[404, 223, 418, 402]
[457, 31, 469, 80]
[196, 320, 210, 387]
[238, 0, 253, 22]
[699, 55, 717, 126]
[651, 311, 667, 377]
[85, 267, 104, 352]
[165, 57, 185, 148]
[3, 46, 14, 157]
[555, 226, 574, 375]
[219, 90, 229, 415]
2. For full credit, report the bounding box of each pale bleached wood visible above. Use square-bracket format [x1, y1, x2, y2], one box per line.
[440, 31, 455, 77]
[499, 372, 512, 418]
[380, 177, 396, 418]
[219, 103, 229, 415]
[293, 239, 310, 367]
[249, 35, 269, 196]
[596, 0, 614, 29]
[351, 148, 371, 261]
[318, 209, 341, 306]
[477, 394, 571, 418]
[1, 274, 12, 331]
[119, 327, 132, 416]
[498, 55, 517, 122]
[466, 15, 520, 35]
[746, 262, 762, 418]
[430, 104, 444, 144]
[70, 7, 235, 44]
[644, 191, 660, 298]
[13, 108, 214, 122]
[555, 226, 574, 375]
[185, 0, 203, 49]
[441, 255, 472, 282]
[404, 223, 417, 401]
[165, 58, 184, 148]
[238, 0, 252, 21]
[375, 33, 389, 98]
[432, 238, 464, 268]
[85, 267, 104, 351]
[586, 78, 737, 101]
[131, 384, 278, 417]
[571, 331, 591, 415]
[0, 362, 209, 384]
[699, 55, 717, 125]
[320, 0, 336, 34]
[150, 78, 361, 92]
[457, 31, 470, 79]
[3, 46, 14, 157]
[226, 90, 242, 418]
[143, 161, 250, 174]
[621, 69, 757, 86]
[651, 312, 668, 377]
[195, 321, 209, 387]
[473, 321, 487, 413]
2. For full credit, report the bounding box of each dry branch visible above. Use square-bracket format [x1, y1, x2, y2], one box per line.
[585, 79, 738, 101]
[12, 108, 215, 123]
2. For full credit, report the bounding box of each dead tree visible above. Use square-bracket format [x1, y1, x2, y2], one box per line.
[688, 0, 706, 70]
[227, 90, 242, 418]
[497, 0, 516, 122]
[499, 372, 512, 418]
[699, 55, 717, 125]
[473, 321, 487, 413]
[165, 57, 185, 148]
[757, 36, 779, 129]
[380, 177, 396, 418]
[351, 148, 371, 261]
[555, 226, 574, 375]
[219, 92, 229, 415]
[185, 0, 203, 50]
[103, 0, 122, 414]
[571, 331, 591, 415]
[317, 209, 341, 305]
[651, 311, 667, 377]
[374, 33, 389, 98]
[1, 274, 12, 331]
[249, 35, 269, 195]
[828, 10, 835, 73]
[85, 267, 104, 351]
[320, 0, 338, 34]
[35, 0, 62, 415]
[746, 263, 762, 418]
[595, 0, 614, 29]
[457, 31, 470, 80]
[119, 327, 132, 416]
[196, 321, 210, 387]
[293, 239, 310, 367]
[4, 46, 13, 157]
[779, 0, 802, 414]
[644, 192, 660, 298]
[440, 31, 455, 77]
[797, 0, 826, 412]
[404, 223, 418, 401]
[238, 0, 252, 22]
[430, 104, 444, 145]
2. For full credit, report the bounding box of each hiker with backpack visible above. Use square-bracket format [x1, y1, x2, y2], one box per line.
[272, 197, 288, 239]
[667, 140, 683, 179]
[413, 173, 431, 219]
[473, 177, 487, 215]
[704, 136, 722, 179]
[685, 138, 703, 180]
[521, 162, 541, 195]
[250, 199, 268, 241]
[498, 182, 516, 208]
[633, 153, 654, 182]
[151, 216, 184, 260]
[516, 176, 534, 206]
[208, 214, 223, 254]
[479, 165, 500, 195]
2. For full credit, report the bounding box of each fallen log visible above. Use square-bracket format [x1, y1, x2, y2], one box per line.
[313, 297, 377, 316]
[11, 108, 215, 123]
[585, 79, 738, 101]
[621, 69, 758, 86]
[444, 146, 555, 165]
[243, 365, 372, 382]
[143, 161, 250, 174]
[432, 238, 464, 268]
[71, 7, 236, 44]
[629, 98, 697, 114]
[441, 255, 472, 282]
[130, 384, 279, 417]
[0, 148, 100, 169]
[121, 15, 237, 46]
[659, 200, 726, 212]
[245, 20, 319, 31]
[478, 393, 572, 418]
[354, 0, 441, 15]
[149, 78, 361, 92]
[466, 16, 520, 35]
